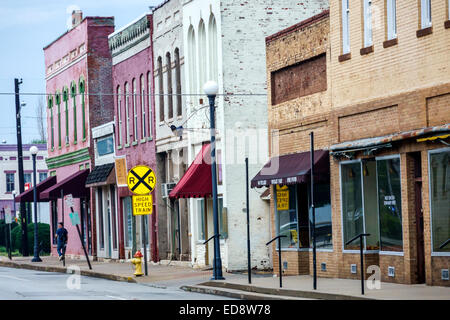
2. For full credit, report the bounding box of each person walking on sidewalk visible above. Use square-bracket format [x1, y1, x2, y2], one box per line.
[55, 222, 68, 261]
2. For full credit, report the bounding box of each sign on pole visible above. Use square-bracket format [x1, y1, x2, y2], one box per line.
[115, 156, 128, 187]
[127, 165, 156, 195]
[132, 195, 153, 216]
[276, 185, 289, 211]
[64, 194, 74, 208]
[24, 183, 31, 191]
[69, 211, 80, 226]
[5, 207, 12, 224]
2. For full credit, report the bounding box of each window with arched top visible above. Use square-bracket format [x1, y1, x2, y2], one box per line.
[48, 95, 55, 150]
[187, 26, 197, 98]
[117, 85, 123, 147]
[78, 76, 86, 141]
[55, 91, 62, 148]
[166, 52, 173, 119]
[208, 14, 218, 82]
[132, 78, 138, 142]
[174, 48, 182, 117]
[198, 20, 207, 92]
[62, 87, 69, 146]
[158, 56, 164, 122]
[70, 81, 77, 144]
[124, 82, 130, 145]
[140, 74, 146, 139]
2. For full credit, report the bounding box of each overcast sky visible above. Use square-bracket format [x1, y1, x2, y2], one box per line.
[0, 0, 160, 144]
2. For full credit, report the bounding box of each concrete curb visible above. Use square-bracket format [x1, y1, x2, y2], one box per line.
[189, 281, 374, 300]
[0, 260, 136, 283]
[181, 285, 298, 300]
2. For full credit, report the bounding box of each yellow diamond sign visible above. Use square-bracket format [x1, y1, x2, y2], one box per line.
[127, 165, 156, 195]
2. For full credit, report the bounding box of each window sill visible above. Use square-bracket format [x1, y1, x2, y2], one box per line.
[117, 145, 122, 150]
[159, 121, 165, 126]
[338, 52, 351, 62]
[140, 138, 146, 143]
[132, 141, 138, 146]
[383, 38, 398, 48]
[416, 26, 432, 38]
[147, 137, 153, 142]
[74, 141, 77, 145]
[379, 251, 404, 256]
[445, 20, 450, 29]
[82, 138, 86, 142]
[124, 143, 130, 148]
[431, 252, 450, 257]
[360, 45, 374, 56]
[177, 115, 183, 120]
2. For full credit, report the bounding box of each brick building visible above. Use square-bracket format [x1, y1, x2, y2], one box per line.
[108, 13, 158, 261]
[260, 0, 449, 286]
[43, 11, 115, 258]
[173, 0, 328, 271]
[152, 0, 190, 262]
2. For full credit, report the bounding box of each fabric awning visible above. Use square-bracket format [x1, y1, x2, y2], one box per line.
[14, 176, 57, 203]
[251, 150, 329, 188]
[85, 163, 115, 188]
[40, 169, 90, 200]
[169, 144, 212, 199]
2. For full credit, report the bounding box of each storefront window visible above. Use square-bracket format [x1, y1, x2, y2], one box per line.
[378, 158, 403, 251]
[123, 197, 133, 248]
[342, 162, 364, 250]
[430, 150, 450, 253]
[309, 182, 333, 249]
[197, 199, 206, 241]
[218, 197, 228, 239]
[363, 161, 379, 250]
[275, 185, 298, 249]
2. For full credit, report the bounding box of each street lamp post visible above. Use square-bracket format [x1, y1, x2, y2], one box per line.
[204, 80, 224, 280]
[30, 146, 42, 262]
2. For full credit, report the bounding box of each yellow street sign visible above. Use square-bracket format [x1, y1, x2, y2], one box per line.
[276, 185, 289, 211]
[115, 157, 128, 187]
[127, 165, 157, 195]
[132, 195, 153, 216]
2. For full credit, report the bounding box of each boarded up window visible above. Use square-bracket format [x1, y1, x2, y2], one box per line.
[271, 53, 327, 106]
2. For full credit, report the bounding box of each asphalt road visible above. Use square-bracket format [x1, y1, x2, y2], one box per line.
[0, 267, 234, 300]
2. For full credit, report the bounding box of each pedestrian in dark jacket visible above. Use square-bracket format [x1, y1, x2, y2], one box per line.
[55, 222, 68, 260]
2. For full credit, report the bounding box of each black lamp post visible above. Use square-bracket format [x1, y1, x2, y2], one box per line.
[204, 80, 224, 280]
[30, 146, 42, 262]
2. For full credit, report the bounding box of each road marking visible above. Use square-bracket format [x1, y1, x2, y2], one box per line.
[106, 295, 127, 300]
[0, 275, 31, 282]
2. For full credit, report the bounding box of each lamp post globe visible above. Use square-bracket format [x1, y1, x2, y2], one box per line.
[203, 80, 219, 96]
[30, 146, 41, 262]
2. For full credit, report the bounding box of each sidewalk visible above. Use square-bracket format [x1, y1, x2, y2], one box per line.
[182, 273, 450, 300]
[0, 255, 213, 285]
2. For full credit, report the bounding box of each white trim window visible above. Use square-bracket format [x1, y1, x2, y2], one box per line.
[342, 0, 351, 54]
[117, 86, 123, 147]
[363, 0, 373, 47]
[140, 75, 146, 139]
[125, 82, 130, 145]
[386, 0, 397, 40]
[147, 71, 152, 139]
[420, 0, 432, 29]
[132, 79, 138, 142]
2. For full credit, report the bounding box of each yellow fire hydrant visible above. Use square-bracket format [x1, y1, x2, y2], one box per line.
[131, 250, 144, 276]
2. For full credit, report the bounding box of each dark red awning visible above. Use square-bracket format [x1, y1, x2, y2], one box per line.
[14, 176, 57, 203]
[251, 150, 329, 188]
[40, 169, 90, 200]
[169, 144, 212, 199]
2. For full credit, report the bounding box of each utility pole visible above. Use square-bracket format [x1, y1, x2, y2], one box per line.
[15, 78, 28, 256]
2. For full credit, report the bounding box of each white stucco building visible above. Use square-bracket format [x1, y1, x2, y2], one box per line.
[180, 0, 329, 271]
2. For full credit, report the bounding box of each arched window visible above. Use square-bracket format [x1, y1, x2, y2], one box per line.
[187, 26, 197, 99]
[132, 78, 138, 142]
[70, 81, 77, 144]
[48, 95, 54, 150]
[140, 74, 146, 139]
[55, 91, 62, 148]
[147, 71, 152, 138]
[158, 56, 164, 122]
[208, 14, 218, 82]
[174, 48, 182, 117]
[124, 82, 130, 145]
[166, 52, 173, 119]
[117, 85, 123, 147]
[78, 76, 86, 141]
[198, 20, 207, 93]
[62, 86, 69, 146]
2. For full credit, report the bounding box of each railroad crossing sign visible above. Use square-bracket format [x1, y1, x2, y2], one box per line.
[127, 165, 156, 195]
[132, 195, 153, 216]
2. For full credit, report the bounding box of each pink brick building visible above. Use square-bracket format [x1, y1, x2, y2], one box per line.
[108, 13, 158, 261]
[42, 11, 114, 258]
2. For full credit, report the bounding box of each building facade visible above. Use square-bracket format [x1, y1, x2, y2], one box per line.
[176, 0, 329, 271]
[152, 0, 190, 262]
[43, 12, 115, 258]
[0, 144, 49, 224]
[109, 13, 158, 261]
[261, 0, 450, 286]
